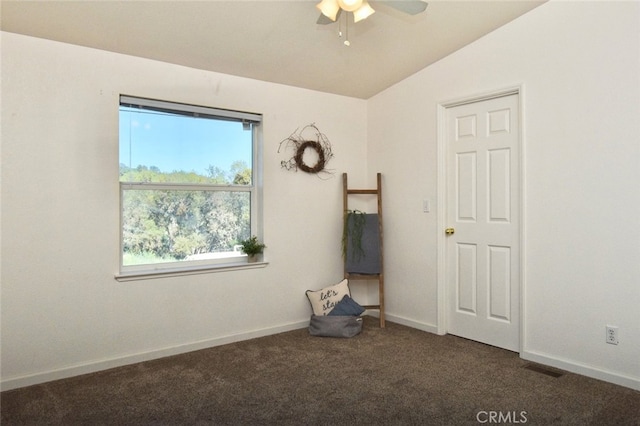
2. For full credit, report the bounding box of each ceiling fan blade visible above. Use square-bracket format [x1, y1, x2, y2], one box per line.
[316, 9, 343, 25]
[377, 1, 428, 15]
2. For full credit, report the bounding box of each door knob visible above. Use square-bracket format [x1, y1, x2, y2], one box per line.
[445, 227, 455, 235]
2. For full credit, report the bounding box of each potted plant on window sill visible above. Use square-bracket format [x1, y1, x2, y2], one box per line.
[239, 236, 266, 263]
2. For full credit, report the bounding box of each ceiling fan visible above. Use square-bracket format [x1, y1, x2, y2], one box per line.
[316, 0, 429, 25]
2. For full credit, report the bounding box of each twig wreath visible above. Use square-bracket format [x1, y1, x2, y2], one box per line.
[278, 124, 334, 177]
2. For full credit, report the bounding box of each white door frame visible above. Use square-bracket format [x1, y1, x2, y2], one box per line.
[436, 85, 526, 354]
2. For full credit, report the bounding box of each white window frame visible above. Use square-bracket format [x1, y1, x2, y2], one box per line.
[115, 95, 264, 281]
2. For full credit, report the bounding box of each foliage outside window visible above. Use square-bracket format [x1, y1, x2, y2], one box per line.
[118, 95, 262, 277]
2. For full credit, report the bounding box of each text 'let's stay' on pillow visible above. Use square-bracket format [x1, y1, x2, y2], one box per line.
[306, 279, 350, 316]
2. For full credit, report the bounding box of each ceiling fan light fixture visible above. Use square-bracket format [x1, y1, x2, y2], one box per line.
[316, 0, 340, 21]
[353, 1, 375, 22]
[337, 0, 364, 13]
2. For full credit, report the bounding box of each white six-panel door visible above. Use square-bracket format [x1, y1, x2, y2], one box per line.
[445, 93, 520, 352]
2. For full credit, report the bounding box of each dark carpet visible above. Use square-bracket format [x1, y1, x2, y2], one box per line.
[2, 317, 639, 425]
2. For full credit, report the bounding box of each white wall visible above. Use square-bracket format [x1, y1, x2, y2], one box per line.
[3, 0, 639, 392]
[0, 32, 368, 389]
[368, 1, 639, 389]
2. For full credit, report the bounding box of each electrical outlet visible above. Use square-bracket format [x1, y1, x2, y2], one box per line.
[606, 325, 619, 345]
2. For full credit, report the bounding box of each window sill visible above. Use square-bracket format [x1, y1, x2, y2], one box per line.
[115, 261, 268, 282]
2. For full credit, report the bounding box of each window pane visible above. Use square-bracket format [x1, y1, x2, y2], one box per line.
[119, 107, 252, 185]
[122, 189, 250, 266]
[118, 96, 262, 274]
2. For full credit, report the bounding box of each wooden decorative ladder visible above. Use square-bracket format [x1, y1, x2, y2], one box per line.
[343, 173, 385, 328]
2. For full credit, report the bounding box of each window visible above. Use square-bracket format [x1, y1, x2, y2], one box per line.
[118, 95, 262, 278]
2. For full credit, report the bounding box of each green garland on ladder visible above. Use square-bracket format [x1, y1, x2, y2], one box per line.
[342, 210, 366, 262]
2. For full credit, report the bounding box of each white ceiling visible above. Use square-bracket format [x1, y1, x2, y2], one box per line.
[0, 0, 546, 99]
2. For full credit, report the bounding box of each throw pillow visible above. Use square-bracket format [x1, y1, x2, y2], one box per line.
[328, 295, 365, 316]
[305, 279, 350, 316]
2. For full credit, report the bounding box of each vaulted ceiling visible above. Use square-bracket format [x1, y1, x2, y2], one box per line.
[1, 0, 545, 99]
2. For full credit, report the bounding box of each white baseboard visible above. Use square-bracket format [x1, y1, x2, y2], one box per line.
[521, 349, 640, 391]
[1, 320, 309, 391]
[383, 313, 439, 334]
[384, 312, 639, 391]
[7, 319, 636, 393]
